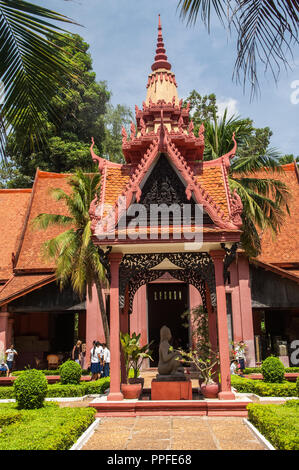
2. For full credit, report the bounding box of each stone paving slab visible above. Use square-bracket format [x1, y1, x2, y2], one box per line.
[81, 416, 266, 451]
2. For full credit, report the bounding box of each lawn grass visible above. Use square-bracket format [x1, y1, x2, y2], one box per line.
[0, 402, 96, 450]
[248, 400, 299, 450]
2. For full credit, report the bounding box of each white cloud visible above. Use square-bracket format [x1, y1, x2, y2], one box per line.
[217, 98, 239, 118]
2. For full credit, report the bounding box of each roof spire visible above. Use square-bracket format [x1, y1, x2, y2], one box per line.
[151, 14, 171, 71]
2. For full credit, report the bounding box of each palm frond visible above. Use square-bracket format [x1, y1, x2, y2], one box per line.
[177, 0, 227, 29]
[0, 0, 81, 150]
[31, 212, 73, 230]
[232, 0, 299, 97]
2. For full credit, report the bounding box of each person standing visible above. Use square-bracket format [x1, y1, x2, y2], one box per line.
[0, 361, 9, 377]
[235, 341, 246, 374]
[5, 345, 18, 377]
[72, 340, 82, 366]
[102, 343, 110, 377]
[90, 341, 102, 381]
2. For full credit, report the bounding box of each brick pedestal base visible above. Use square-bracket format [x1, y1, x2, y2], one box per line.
[151, 380, 192, 400]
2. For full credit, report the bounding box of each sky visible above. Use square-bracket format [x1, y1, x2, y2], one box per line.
[34, 0, 298, 156]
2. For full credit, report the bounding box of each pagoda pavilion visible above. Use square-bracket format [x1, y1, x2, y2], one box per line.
[88, 16, 249, 402]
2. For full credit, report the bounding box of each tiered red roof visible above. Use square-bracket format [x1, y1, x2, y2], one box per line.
[89, 17, 243, 243]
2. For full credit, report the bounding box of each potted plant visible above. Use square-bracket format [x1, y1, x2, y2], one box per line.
[120, 332, 153, 399]
[179, 305, 220, 398]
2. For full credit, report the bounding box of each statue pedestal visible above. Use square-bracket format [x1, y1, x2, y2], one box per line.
[151, 379, 192, 401]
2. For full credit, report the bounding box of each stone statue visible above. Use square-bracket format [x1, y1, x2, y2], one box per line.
[157, 326, 185, 378]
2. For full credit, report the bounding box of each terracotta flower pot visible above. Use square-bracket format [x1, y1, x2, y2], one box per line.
[121, 383, 142, 399]
[128, 377, 145, 389]
[200, 382, 219, 399]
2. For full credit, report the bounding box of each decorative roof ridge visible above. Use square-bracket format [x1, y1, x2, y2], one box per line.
[90, 137, 123, 173]
[165, 138, 241, 229]
[0, 188, 32, 193]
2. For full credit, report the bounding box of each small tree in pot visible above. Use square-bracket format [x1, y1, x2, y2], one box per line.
[179, 305, 220, 398]
[120, 332, 153, 399]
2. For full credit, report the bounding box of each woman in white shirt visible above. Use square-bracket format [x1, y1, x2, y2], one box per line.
[90, 341, 102, 381]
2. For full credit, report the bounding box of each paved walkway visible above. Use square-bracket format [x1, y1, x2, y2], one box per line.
[81, 416, 266, 450]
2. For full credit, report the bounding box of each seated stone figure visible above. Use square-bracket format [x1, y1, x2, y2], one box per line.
[157, 325, 185, 377]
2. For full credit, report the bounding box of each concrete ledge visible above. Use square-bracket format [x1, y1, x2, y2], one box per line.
[243, 418, 275, 450]
[89, 398, 252, 417]
[70, 418, 101, 450]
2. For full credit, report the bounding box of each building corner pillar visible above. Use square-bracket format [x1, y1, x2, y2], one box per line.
[0, 309, 10, 357]
[107, 252, 124, 401]
[210, 250, 235, 400]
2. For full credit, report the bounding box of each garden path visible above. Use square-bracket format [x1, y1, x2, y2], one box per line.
[81, 416, 266, 450]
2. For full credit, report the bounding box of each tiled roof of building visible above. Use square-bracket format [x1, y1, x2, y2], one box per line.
[15, 170, 71, 272]
[255, 162, 299, 266]
[0, 273, 55, 305]
[0, 189, 32, 283]
[0, 170, 72, 307]
[101, 163, 230, 219]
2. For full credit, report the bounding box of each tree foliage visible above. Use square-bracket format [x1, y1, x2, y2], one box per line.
[32, 169, 110, 345]
[0, 0, 81, 152]
[1, 34, 132, 188]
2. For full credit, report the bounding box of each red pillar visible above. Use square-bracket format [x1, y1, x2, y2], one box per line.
[0, 311, 10, 356]
[237, 254, 255, 367]
[210, 250, 235, 400]
[229, 260, 243, 342]
[107, 253, 124, 401]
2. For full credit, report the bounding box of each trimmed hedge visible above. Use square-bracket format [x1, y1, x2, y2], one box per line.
[231, 375, 297, 397]
[59, 360, 82, 385]
[0, 377, 110, 400]
[14, 369, 48, 409]
[0, 407, 22, 426]
[248, 401, 299, 450]
[12, 369, 91, 376]
[244, 366, 299, 375]
[261, 357, 285, 383]
[0, 402, 96, 450]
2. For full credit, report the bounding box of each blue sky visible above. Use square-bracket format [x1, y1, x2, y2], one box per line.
[37, 0, 298, 155]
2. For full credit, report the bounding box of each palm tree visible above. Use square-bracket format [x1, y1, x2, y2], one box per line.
[0, 0, 80, 157]
[177, 0, 299, 97]
[203, 109, 290, 256]
[32, 169, 110, 346]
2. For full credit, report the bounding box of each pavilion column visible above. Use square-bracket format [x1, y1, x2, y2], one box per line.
[237, 255, 255, 367]
[210, 250, 235, 400]
[107, 253, 124, 401]
[228, 260, 243, 342]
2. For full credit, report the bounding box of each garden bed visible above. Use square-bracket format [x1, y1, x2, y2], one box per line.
[247, 400, 299, 450]
[231, 375, 298, 397]
[0, 377, 110, 400]
[0, 402, 96, 450]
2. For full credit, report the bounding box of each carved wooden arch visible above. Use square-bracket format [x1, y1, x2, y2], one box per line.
[119, 252, 217, 313]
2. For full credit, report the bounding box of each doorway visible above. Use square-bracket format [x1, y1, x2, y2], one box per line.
[147, 282, 189, 366]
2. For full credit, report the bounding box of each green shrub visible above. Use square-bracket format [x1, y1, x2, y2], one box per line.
[261, 356, 285, 383]
[231, 375, 297, 397]
[59, 360, 82, 385]
[296, 376, 299, 396]
[248, 402, 299, 450]
[14, 369, 48, 409]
